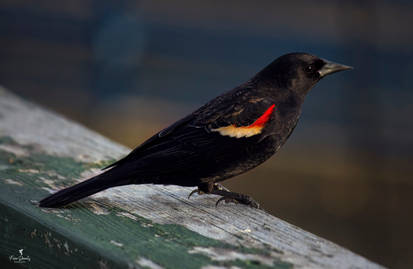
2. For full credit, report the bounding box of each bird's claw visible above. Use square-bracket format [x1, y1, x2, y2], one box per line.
[189, 183, 229, 200]
[190, 183, 260, 209]
[188, 188, 204, 199]
[246, 199, 260, 209]
[215, 195, 260, 209]
[240, 195, 260, 208]
[215, 197, 239, 207]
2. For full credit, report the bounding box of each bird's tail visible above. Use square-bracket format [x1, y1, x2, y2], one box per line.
[39, 170, 128, 208]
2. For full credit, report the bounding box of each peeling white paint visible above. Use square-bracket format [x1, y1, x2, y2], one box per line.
[40, 178, 60, 191]
[54, 213, 80, 223]
[0, 144, 29, 156]
[109, 240, 124, 248]
[18, 168, 39, 173]
[40, 208, 65, 215]
[80, 168, 101, 180]
[41, 187, 55, 193]
[141, 222, 154, 228]
[4, 178, 23, 186]
[136, 257, 163, 269]
[88, 202, 110, 215]
[116, 212, 138, 221]
[189, 247, 274, 266]
[45, 170, 66, 180]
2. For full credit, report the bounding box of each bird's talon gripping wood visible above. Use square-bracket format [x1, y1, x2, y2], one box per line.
[209, 188, 260, 208]
[188, 188, 204, 199]
[214, 193, 260, 209]
[243, 196, 260, 209]
[39, 53, 352, 209]
[215, 197, 238, 207]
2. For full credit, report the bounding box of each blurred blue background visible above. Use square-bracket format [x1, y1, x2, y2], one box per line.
[1, 0, 412, 267]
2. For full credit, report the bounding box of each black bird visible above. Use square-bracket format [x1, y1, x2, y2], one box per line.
[39, 53, 352, 209]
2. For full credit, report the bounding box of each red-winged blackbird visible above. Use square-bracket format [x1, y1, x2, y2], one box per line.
[39, 53, 352, 209]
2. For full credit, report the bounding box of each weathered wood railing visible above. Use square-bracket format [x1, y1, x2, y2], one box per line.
[0, 87, 383, 268]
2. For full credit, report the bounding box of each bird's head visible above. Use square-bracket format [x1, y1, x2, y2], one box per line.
[256, 52, 352, 95]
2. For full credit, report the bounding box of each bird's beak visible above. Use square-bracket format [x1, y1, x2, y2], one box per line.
[318, 60, 353, 78]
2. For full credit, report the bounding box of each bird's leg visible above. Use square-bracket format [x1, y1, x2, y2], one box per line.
[188, 183, 259, 209]
[211, 188, 260, 209]
[213, 183, 231, 192]
[188, 182, 230, 199]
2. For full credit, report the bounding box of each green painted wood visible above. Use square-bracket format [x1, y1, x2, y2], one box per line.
[0, 87, 384, 269]
[0, 136, 284, 269]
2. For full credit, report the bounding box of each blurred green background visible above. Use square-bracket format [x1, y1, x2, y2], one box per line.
[1, 0, 412, 268]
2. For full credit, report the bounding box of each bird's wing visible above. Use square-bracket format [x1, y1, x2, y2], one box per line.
[200, 102, 276, 139]
[102, 114, 195, 169]
[103, 98, 276, 170]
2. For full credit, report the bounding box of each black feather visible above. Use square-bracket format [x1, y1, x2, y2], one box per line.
[39, 168, 130, 208]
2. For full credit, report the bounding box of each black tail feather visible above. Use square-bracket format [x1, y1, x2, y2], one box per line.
[39, 171, 126, 208]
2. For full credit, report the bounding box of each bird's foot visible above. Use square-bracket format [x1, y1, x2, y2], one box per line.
[212, 189, 260, 209]
[188, 183, 230, 199]
[188, 188, 204, 199]
[215, 196, 239, 207]
[189, 183, 259, 209]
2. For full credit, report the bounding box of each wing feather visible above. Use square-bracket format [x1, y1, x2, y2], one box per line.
[103, 97, 275, 171]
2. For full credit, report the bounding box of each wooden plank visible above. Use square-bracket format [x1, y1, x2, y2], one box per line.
[0, 86, 384, 269]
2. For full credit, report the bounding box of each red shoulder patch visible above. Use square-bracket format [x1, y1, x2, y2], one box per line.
[248, 104, 276, 128]
[212, 104, 276, 138]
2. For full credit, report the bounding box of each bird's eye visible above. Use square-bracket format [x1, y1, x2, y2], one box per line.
[305, 64, 314, 73]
